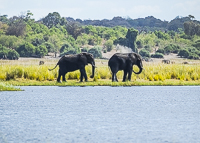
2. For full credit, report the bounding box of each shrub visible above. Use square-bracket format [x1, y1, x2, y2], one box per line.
[151, 53, 164, 58]
[136, 40, 143, 48]
[35, 45, 48, 58]
[139, 49, 150, 57]
[164, 45, 173, 53]
[17, 42, 35, 57]
[7, 49, 19, 60]
[88, 46, 102, 58]
[156, 48, 165, 54]
[178, 49, 189, 58]
[144, 45, 151, 52]
[60, 43, 72, 53]
[0, 45, 19, 60]
[104, 40, 114, 52]
[81, 47, 89, 52]
[188, 53, 199, 60]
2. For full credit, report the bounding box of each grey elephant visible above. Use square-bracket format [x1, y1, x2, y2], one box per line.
[108, 53, 143, 82]
[49, 52, 95, 82]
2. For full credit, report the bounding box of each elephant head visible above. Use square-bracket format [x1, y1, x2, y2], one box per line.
[129, 53, 143, 74]
[81, 52, 95, 78]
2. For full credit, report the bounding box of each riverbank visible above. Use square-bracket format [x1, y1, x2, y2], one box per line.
[1, 79, 200, 91]
[0, 82, 21, 91]
[2, 79, 200, 86]
[1, 58, 200, 91]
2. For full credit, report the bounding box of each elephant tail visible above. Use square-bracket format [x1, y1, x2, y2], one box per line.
[49, 64, 58, 71]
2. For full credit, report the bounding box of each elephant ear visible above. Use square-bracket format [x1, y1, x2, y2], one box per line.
[133, 53, 142, 61]
[78, 53, 88, 65]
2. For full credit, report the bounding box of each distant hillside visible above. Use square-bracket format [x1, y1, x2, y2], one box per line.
[66, 16, 200, 32]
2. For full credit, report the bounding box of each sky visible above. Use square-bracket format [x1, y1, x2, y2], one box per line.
[0, 0, 200, 21]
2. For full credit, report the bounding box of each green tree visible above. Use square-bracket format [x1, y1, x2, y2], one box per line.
[88, 46, 102, 58]
[66, 22, 84, 39]
[42, 12, 67, 28]
[35, 45, 48, 58]
[7, 49, 19, 60]
[6, 19, 26, 37]
[48, 35, 61, 57]
[0, 15, 9, 24]
[114, 28, 138, 52]
[178, 49, 189, 58]
[151, 53, 164, 58]
[104, 40, 113, 52]
[184, 21, 196, 36]
[0, 22, 8, 34]
[0, 35, 18, 49]
[76, 33, 88, 46]
[154, 30, 170, 40]
[156, 48, 165, 54]
[16, 42, 35, 57]
[139, 49, 150, 57]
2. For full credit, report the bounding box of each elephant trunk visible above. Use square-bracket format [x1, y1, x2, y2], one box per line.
[133, 62, 143, 74]
[90, 61, 95, 78]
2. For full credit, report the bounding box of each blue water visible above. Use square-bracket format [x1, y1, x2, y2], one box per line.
[0, 86, 200, 143]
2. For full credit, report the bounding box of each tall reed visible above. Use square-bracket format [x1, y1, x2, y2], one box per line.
[0, 64, 200, 81]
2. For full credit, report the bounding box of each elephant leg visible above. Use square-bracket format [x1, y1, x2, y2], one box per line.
[123, 70, 128, 82]
[128, 70, 132, 81]
[112, 73, 118, 82]
[112, 73, 115, 82]
[115, 73, 118, 82]
[80, 68, 87, 82]
[57, 69, 62, 83]
[62, 72, 67, 82]
[83, 68, 88, 81]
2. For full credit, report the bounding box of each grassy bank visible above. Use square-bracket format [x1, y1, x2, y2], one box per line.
[0, 82, 21, 91]
[1, 64, 200, 81]
[3, 79, 200, 87]
[1, 62, 200, 90]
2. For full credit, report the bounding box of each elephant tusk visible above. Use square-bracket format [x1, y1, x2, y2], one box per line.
[92, 64, 97, 68]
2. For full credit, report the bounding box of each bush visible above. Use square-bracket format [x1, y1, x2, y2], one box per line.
[7, 49, 19, 60]
[60, 44, 80, 56]
[139, 49, 150, 57]
[156, 48, 165, 54]
[136, 40, 143, 48]
[60, 43, 72, 53]
[144, 45, 151, 52]
[192, 39, 200, 50]
[151, 53, 164, 58]
[171, 44, 181, 53]
[178, 49, 189, 58]
[88, 46, 102, 58]
[35, 45, 48, 58]
[164, 45, 173, 53]
[0, 45, 8, 59]
[0, 45, 19, 60]
[104, 40, 114, 52]
[81, 47, 89, 52]
[188, 53, 199, 60]
[17, 42, 35, 57]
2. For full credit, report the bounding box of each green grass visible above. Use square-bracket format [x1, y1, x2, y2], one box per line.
[0, 82, 22, 91]
[3, 79, 200, 87]
[1, 63, 200, 90]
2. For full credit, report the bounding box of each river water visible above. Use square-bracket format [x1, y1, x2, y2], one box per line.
[0, 86, 200, 143]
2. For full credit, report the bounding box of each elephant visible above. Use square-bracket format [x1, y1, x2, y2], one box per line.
[49, 52, 95, 82]
[162, 59, 170, 64]
[39, 61, 44, 65]
[108, 53, 143, 82]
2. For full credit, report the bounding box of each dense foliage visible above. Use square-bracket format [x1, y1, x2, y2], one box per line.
[0, 12, 200, 60]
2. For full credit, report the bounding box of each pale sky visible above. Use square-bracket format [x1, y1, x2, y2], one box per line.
[0, 0, 200, 21]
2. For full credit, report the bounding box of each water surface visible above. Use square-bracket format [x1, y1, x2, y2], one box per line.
[0, 86, 200, 143]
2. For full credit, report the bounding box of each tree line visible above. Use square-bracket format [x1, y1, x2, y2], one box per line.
[0, 11, 200, 60]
